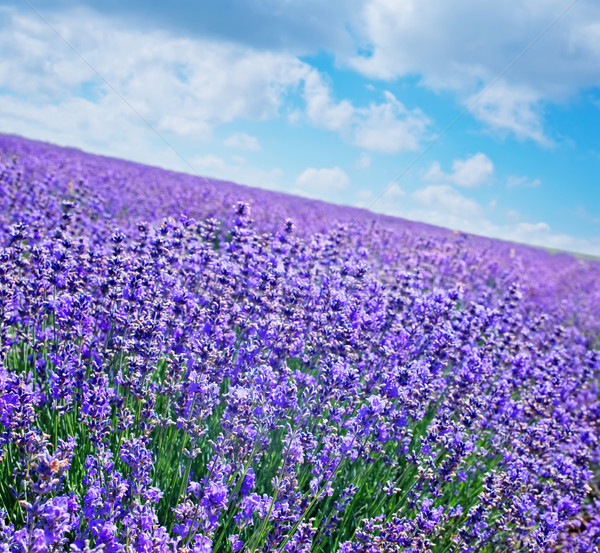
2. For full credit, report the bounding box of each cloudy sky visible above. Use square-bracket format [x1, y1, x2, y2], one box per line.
[1, 0, 599, 255]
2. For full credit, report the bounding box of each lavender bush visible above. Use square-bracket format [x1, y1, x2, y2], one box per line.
[0, 134, 599, 552]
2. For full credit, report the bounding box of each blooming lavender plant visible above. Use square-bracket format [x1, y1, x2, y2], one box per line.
[0, 133, 599, 552]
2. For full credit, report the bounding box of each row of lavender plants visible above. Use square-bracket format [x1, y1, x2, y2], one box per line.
[0, 134, 599, 552]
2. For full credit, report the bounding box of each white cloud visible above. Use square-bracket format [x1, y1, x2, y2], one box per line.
[424, 153, 494, 188]
[303, 73, 430, 153]
[514, 221, 551, 234]
[497, 222, 600, 257]
[0, 94, 187, 169]
[423, 162, 444, 182]
[0, 7, 311, 163]
[192, 154, 226, 171]
[466, 82, 552, 145]
[345, 0, 600, 144]
[0, 6, 433, 165]
[373, 184, 600, 257]
[385, 182, 406, 198]
[412, 184, 483, 217]
[356, 181, 405, 208]
[192, 154, 284, 191]
[296, 167, 350, 191]
[76, 0, 360, 56]
[450, 153, 494, 188]
[224, 132, 261, 151]
[506, 175, 542, 188]
[352, 91, 430, 153]
[303, 71, 355, 133]
[356, 189, 374, 200]
[375, 191, 488, 238]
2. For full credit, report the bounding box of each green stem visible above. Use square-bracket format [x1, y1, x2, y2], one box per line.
[211, 434, 262, 552]
[246, 427, 297, 553]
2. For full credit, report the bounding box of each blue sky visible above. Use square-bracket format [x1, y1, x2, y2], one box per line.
[1, 0, 599, 255]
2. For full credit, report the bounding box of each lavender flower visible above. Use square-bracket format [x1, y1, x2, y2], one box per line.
[0, 133, 599, 552]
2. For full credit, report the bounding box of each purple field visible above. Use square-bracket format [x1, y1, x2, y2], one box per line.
[0, 133, 599, 552]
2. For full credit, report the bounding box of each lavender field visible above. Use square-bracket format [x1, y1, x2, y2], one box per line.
[0, 133, 599, 552]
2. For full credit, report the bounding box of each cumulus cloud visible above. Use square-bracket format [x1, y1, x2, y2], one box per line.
[224, 132, 261, 151]
[496, 222, 600, 257]
[412, 184, 483, 217]
[352, 92, 430, 153]
[303, 71, 355, 133]
[1, 9, 311, 124]
[48, 0, 360, 56]
[466, 82, 552, 145]
[0, 7, 313, 164]
[372, 162, 598, 253]
[0, 6, 433, 166]
[375, 183, 600, 256]
[303, 75, 430, 153]
[0, 93, 188, 169]
[450, 153, 494, 188]
[385, 182, 406, 198]
[356, 188, 374, 201]
[296, 167, 350, 191]
[192, 154, 284, 190]
[345, 0, 600, 144]
[424, 153, 494, 188]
